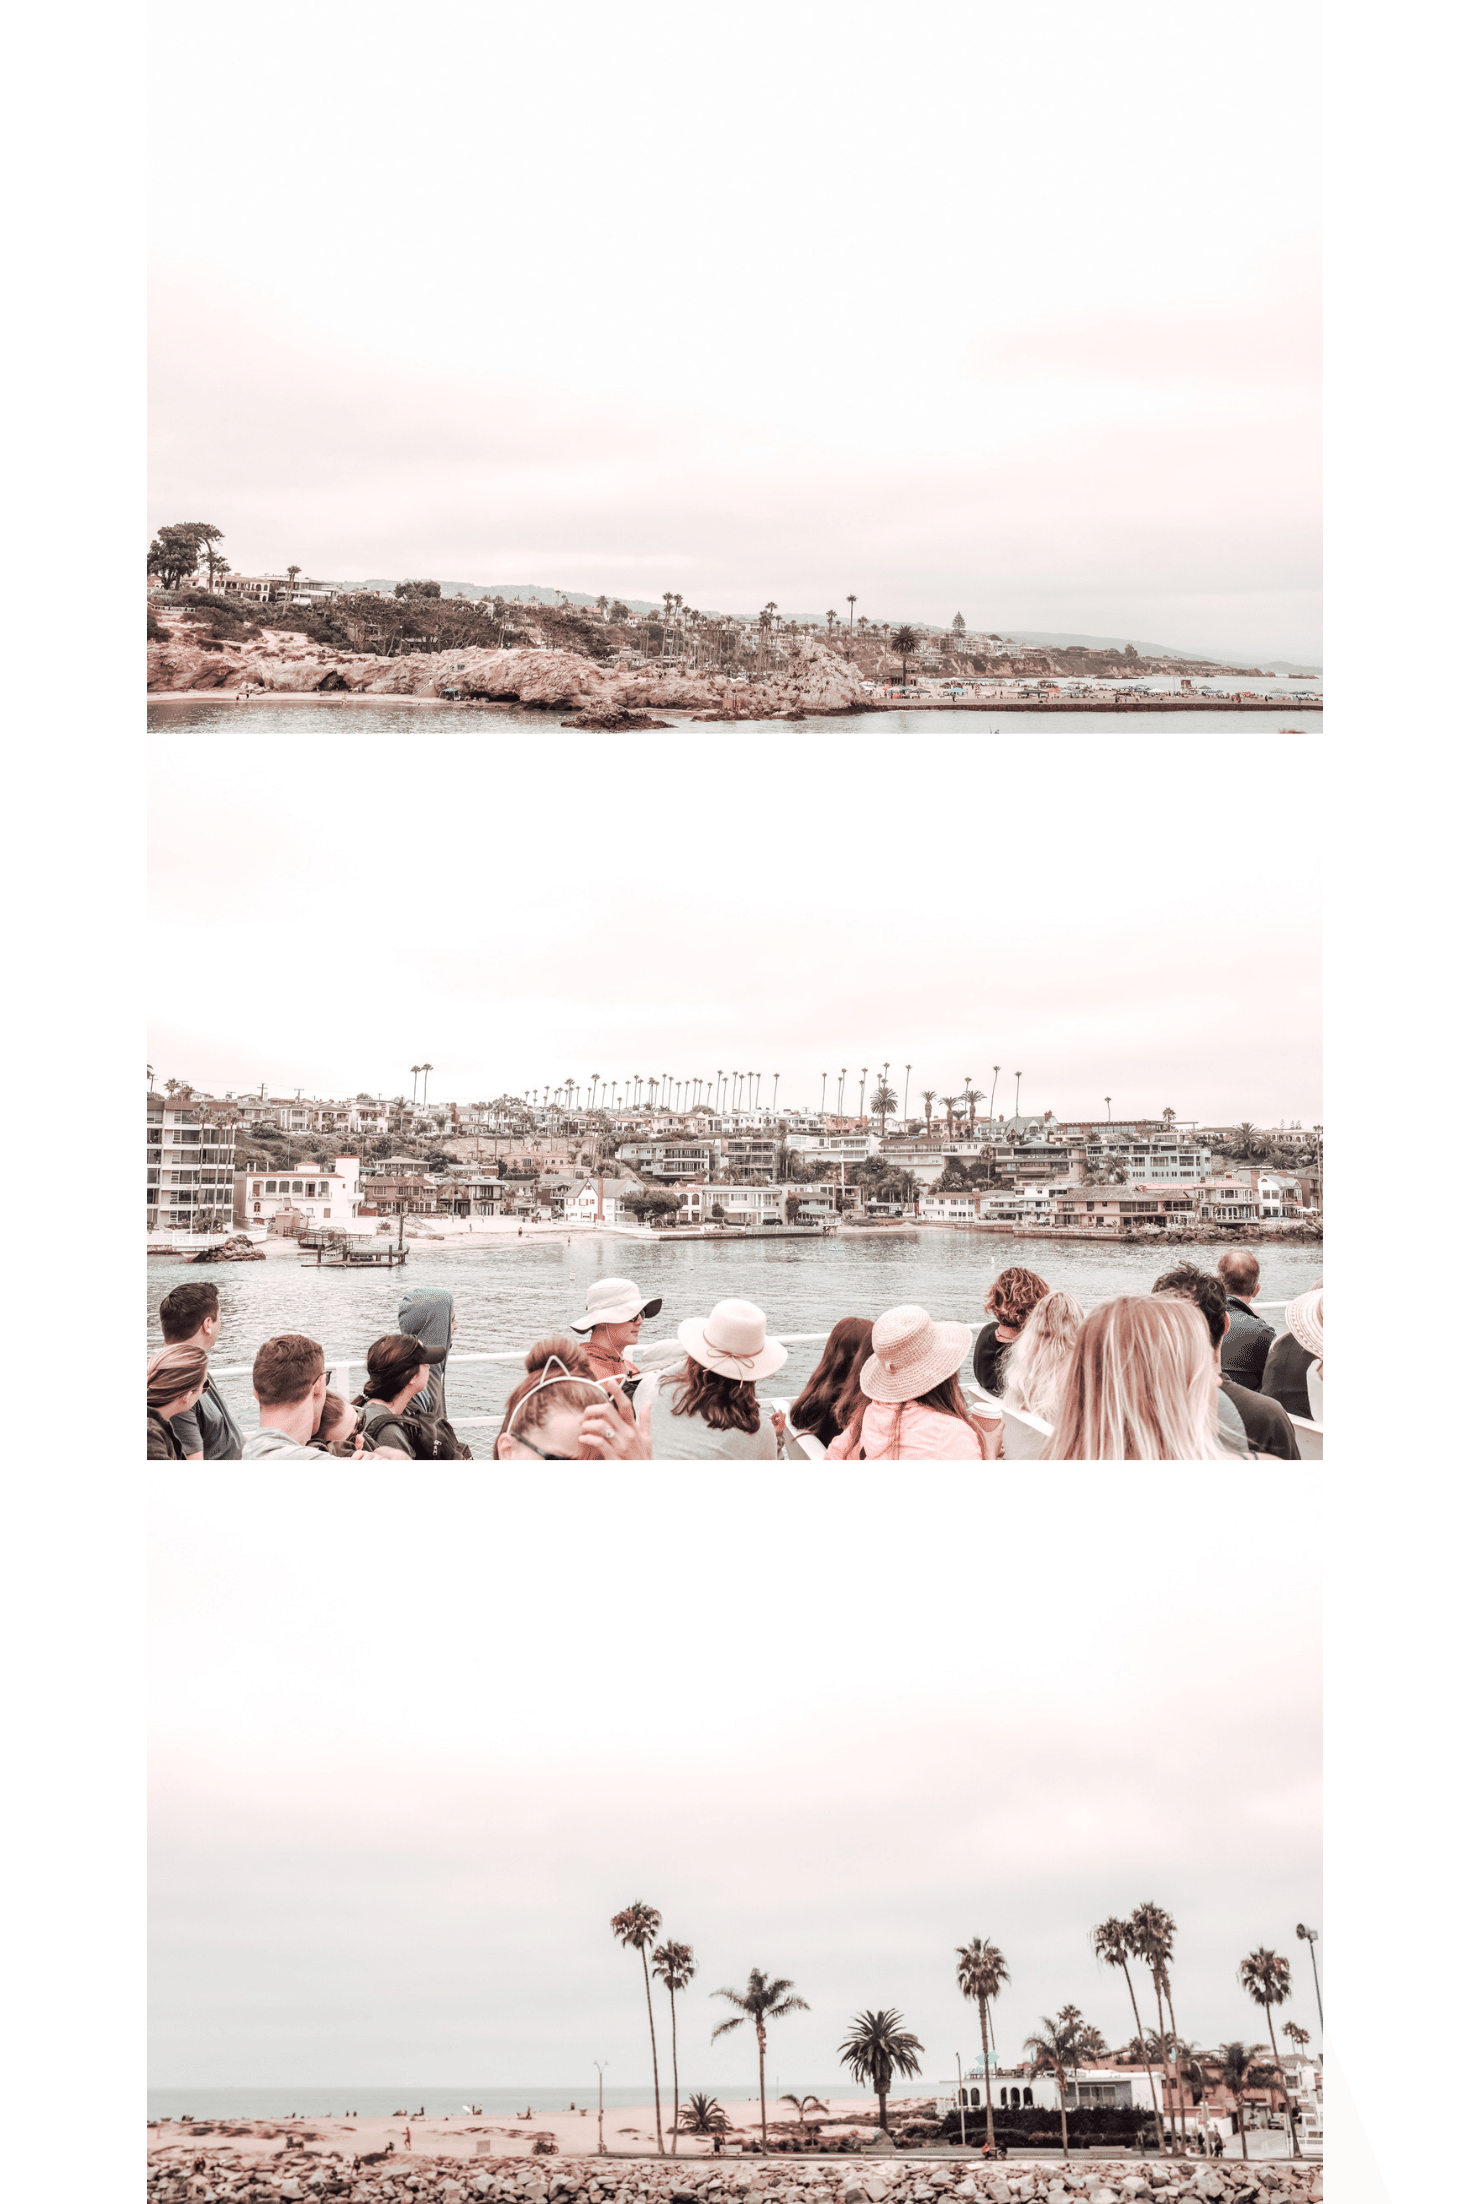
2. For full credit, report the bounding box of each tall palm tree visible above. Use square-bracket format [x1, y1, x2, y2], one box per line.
[1239, 1949, 1294, 2150]
[837, 2007, 924, 2138]
[710, 1968, 809, 2151]
[420, 1062, 434, 1104]
[955, 1938, 1009, 2148]
[652, 1942, 696, 2155]
[1214, 2041, 1274, 2160]
[891, 625, 920, 684]
[1132, 1902, 1181, 2151]
[612, 1903, 667, 2154]
[870, 1080, 897, 1144]
[965, 1080, 977, 1134]
[1283, 2021, 1311, 2053]
[921, 1089, 936, 1136]
[1023, 2012, 1079, 2159]
[410, 1066, 422, 1105]
[1092, 1916, 1165, 2152]
[941, 1094, 962, 1136]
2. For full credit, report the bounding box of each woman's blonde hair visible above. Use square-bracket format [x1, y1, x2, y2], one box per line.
[1001, 1289, 1085, 1423]
[1041, 1296, 1227, 1460]
[147, 1343, 208, 1410]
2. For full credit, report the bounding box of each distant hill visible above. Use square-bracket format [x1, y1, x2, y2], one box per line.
[361, 580, 662, 612]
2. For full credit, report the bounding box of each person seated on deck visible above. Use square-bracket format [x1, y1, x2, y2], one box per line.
[971, 1266, 1050, 1393]
[1215, 1247, 1276, 1390]
[495, 1337, 650, 1460]
[1152, 1262, 1300, 1460]
[241, 1333, 334, 1460]
[158, 1280, 243, 1460]
[827, 1305, 986, 1460]
[147, 1345, 209, 1459]
[1261, 1284, 1323, 1423]
[640, 1299, 789, 1459]
[994, 1288, 1086, 1459]
[569, 1277, 665, 1386]
[1041, 1296, 1229, 1460]
[788, 1316, 874, 1450]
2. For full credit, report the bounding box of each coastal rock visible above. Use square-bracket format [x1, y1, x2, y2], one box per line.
[561, 707, 675, 731]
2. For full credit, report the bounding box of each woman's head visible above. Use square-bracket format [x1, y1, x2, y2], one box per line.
[985, 1266, 1050, 1329]
[147, 1343, 208, 1415]
[361, 1333, 434, 1406]
[790, 1316, 874, 1434]
[313, 1390, 357, 1446]
[667, 1358, 761, 1435]
[496, 1337, 606, 1460]
[1041, 1295, 1225, 1460]
[1001, 1289, 1086, 1420]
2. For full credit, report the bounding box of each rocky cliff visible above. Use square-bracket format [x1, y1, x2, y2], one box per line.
[147, 620, 871, 722]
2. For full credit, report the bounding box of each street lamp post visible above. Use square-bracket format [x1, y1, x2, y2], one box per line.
[956, 2053, 967, 2149]
[1295, 1925, 1323, 2030]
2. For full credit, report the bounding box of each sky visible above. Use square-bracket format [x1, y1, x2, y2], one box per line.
[148, 1, 1321, 664]
[147, 723, 1323, 1126]
[149, 1470, 1321, 2086]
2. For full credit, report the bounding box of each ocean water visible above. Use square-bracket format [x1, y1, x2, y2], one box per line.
[147, 2081, 856, 2121]
[144, 1232, 1323, 1456]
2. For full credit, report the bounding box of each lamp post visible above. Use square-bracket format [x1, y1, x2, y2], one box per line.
[903, 1064, 911, 1122]
[594, 2061, 608, 2155]
[1295, 1925, 1323, 2029]
[956, 2053, 967, 2149]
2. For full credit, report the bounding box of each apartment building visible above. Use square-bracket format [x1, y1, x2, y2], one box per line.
[148, 1092, 239, 1237]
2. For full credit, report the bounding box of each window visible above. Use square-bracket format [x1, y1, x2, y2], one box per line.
[254, 1183, 263, 1197]
[1022, 2087, 1033, 2107]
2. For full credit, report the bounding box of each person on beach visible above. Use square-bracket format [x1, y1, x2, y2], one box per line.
[241, 1334, 332, 1459]
[994, 1288, 1087, 1458]
[640, 1299, 789, 1459]
[147, 1345, 209, 1459]
[1216, 1248, 1276, 1390]
[570, 1277, 665, 1385]
[1261, 1284, 1323, 1423]
[496, 1337, 651, 1459]
[971, 1267, 1050, 1393]
[1153, 1264, 1300, 1459]
[826, 1304, 985, 1460]
[352, 1335, 453, 1458]
[157, 1281, 244, 1459]
[1041, 1296, 1229, 1459]
[788, 1316, 874, 1450]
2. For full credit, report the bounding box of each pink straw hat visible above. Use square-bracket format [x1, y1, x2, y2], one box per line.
[676, 1298, 788, 1382]
[860, 1304, 973, 1403]
[1286, 1286, 1324, 1361]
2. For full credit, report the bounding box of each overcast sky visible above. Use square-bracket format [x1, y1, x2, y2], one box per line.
[148, 1, 1321, 663]
[147, 724, 1322, 1126]
[150, 1471, 1321, 2087]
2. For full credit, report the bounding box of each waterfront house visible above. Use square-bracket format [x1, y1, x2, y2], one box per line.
[919, 1194, 977, 1222]
[1051, 1189, 1198, 1230]
[566, 1176, 647, 1227]
[236, 1154, 362, 1231]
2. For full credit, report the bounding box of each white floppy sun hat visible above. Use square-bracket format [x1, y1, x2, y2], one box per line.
[676, 1298, 788, 1382]
[570, 1277, 663, 1333]
[860, 1303, 973, 1402]
[1286, 1286, 1323, 1361]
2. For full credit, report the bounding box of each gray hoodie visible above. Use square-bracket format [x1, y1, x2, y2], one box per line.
[398, 1287, 455, 1419]
[241, 1426, 321, 1460]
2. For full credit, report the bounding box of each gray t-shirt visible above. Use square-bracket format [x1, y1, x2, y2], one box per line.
[241, 1426, 321, 1459]
[646, 1376, 784, 1460]
[169, 1374, 244, 1460]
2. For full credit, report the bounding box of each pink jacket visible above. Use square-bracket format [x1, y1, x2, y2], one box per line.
[826, 1399, 983, 1461]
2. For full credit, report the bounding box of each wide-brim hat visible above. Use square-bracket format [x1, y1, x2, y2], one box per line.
[860, 1303, 972, 1402]
[1286, 1286, 1324, 1362]
[570, 1277, 664, 1332]
[676, 1298, 787, 1381]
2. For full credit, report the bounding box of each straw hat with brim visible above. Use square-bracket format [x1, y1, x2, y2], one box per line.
[676, 1298, 787, 1382]
[860, 1303, 973, 1402]
[570, 1278, 664, 1332]
[1286, 1286, 1324, 1361]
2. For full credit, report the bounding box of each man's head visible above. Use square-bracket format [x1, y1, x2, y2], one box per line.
[1217, 1247, 1261, 1300]
[160, 1281, 221, 1348]
[1152, 1262, 1230, 1355]
[252, 1332, 326, 1416]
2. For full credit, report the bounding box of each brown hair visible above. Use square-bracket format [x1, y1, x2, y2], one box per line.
[498, 1336, 604, 1441]
[790, 1316, 874, 1445]
[669, 1357, 760, 1435]
[312, 1390, 355, 1444]
[147, 1344, 208, 1410]
[1153, 1262, 1229, 1350]
[360, 1333, 432, 1402]
[986, 1266, 1050, 1328]
[159, 1281, 220, 1342]
[252, 1333, 325, 1408]
[1217, 1247, 1261, 1296]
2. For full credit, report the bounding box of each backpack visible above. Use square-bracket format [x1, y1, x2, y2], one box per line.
[359, 1400, 474, 1460]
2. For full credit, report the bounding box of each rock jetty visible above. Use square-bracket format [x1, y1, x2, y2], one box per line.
[147, 625, 872, 724]
[146, 2149, 1323, 2204]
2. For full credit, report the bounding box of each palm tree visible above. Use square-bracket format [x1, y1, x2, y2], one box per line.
[891, 624, 920, 684]
[779, 2093, 829, 2142]
[826, 609, 838, 633]
[420, 1062, 434, 1104]
[612, 1903, 667, 2154]
[711, 1968, 810, 2151]
[869, 1080, 897, 1143]
[1023, 2012, 1079, 2159]
[1283, 2021, 1311, 2053]
[965, 1081, 977, 1134]
[652, 1942, 697, 2156]
[1093, 1916, 1165, 2152]
[921, 1089, 936, 1137]
[1214, 2041, 1274, 2160]
[1239, 1949, 1294, 2150]
[941, 1094, 962, 1136]
[1073, 2024, 1109, 2063]
[678, 2093, 729, 2138]
[837, 2007, 924, 2137]
[955, 1938, 1009, 2148]
[1132, 1902, 1182, 2151]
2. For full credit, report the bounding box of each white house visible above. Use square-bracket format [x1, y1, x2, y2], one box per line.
[977, 1184, 1066, 1225]
[235, 1154, 362, 1232]
[919, 1194, 976, 1222]
[565, 1176, 648, 1226]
